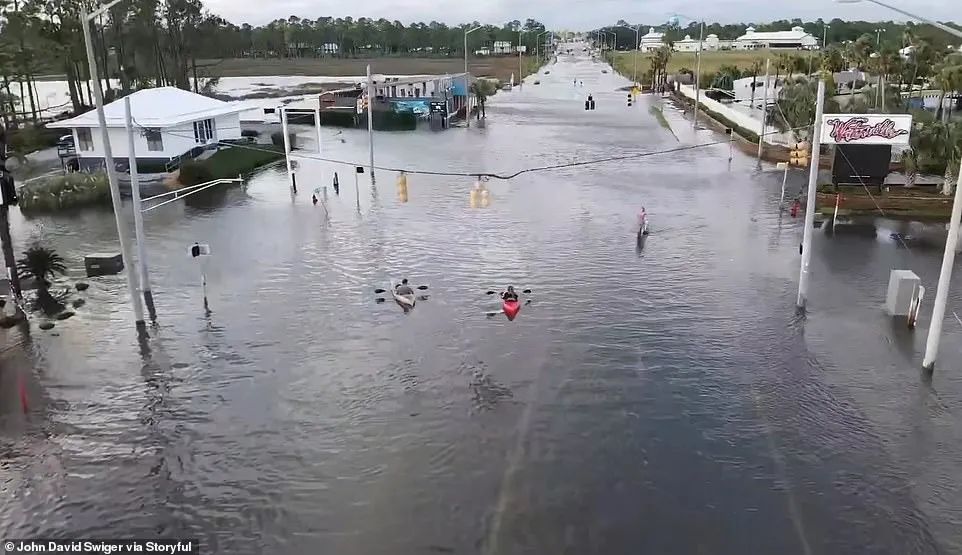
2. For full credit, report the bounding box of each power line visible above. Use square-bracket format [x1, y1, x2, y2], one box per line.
[147, 119, 810, 180]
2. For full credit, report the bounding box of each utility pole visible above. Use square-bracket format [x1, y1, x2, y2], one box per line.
[922, 159, 962, 374]
[693, 21, 704, 129]
[82, 7, 145, 335]
[0, 127, 23, 321]
[796, 79, 825, 309]
[366, 64, 375, 184]
[124, 97, 155, 321]
[756, 58, 770, 168]
[280, 107, 295, 193]
[518, 30, 524, 89]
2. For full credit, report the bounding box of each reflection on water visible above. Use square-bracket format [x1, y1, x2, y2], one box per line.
[2, 47, 962, 554]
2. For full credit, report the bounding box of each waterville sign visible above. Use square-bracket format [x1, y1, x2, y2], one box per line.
[820, 114, 913, 145]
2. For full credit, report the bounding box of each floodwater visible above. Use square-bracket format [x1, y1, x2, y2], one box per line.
[4, 45, 962, 554]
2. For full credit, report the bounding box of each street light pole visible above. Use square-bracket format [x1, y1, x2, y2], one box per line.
[693, 21, 704, 130]
[464, 26, 482, 128]
[518, 30, 524, 89]
[124, 97, 155, 321]
[823, 24, 829, 49]
[756, 58, 770, 168]
[797, 79, 826, 309]
[81, 4, 145, 335]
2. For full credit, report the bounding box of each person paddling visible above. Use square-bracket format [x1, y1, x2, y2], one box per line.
[395, 278, 414, 296]
[501, 286, 519, 302]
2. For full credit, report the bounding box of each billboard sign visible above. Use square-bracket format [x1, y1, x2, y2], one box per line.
[820, 114, 912, 145]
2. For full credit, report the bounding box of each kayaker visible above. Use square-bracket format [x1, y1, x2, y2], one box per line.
[395, 279, 414, 296]
[501, 286, 519, 302]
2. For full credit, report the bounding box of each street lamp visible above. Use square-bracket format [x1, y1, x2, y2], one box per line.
[518, 30, 524, 89]
[536, 30, 550, 62]
[823, 23, 830, 50]
[838, 0, 962, 374]
[81, 0, 146, 335]
[671, 13, 705, 129]
[616, 25, 642, 85]
[464, 25, 482, 128]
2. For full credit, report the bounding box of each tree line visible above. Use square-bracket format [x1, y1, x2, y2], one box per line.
[0, 0, 548, 127]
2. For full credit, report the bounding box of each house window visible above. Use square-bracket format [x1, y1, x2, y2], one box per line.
[145, 129, 163, 151]
[77, 128, 93, 151]
[192, 118, 215, 144]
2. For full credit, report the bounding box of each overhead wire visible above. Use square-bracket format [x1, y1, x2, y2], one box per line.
[142, 116, 811, 181]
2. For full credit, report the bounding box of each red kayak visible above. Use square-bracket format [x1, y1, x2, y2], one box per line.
[502, 299, 521, 321]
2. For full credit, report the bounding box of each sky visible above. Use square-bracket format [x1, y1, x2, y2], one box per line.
[204, 0, 959, 30]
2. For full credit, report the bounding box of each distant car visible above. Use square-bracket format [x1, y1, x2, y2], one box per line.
[57, 134, 74, 149]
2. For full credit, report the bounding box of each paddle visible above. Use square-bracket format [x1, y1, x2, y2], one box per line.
[374, 284, 429, 294]
[485, 289, 532, 295]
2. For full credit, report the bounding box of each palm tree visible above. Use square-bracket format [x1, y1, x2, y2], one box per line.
[17, 245, 66, 293]
[900, 148, 918, 188]
[469, 80, 494, 119]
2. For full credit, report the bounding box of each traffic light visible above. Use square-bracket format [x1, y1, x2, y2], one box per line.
[789, 141, 811, 167]
[627, 92, 632, 107]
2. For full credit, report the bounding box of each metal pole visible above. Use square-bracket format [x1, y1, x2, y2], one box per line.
[81, 9, 145, 334]
[757, 58, 770, 168]
[922, 158, 962, 372]
[354, 170, 361, 212]
[124, 97, 155, 321]
[693, 22, 704, 129]
[314, 107, 322, 155]
[796, 79, 825, 309]
[780, 164, 789, 207]
[518, 31, 523, 89]
[728, 129, 734, 162]
[464, 33, 470, 128]
[633, 26, 640, 84]
[366, 64, 375, 183]
[280, 107, 295, 193]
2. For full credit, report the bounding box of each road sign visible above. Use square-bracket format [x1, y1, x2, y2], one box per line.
[189, 243, 211, 258]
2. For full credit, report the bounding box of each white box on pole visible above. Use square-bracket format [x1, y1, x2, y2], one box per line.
[885, 269, 921, 316]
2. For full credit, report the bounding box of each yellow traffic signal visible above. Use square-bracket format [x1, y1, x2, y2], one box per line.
[789, 141, 811, 167]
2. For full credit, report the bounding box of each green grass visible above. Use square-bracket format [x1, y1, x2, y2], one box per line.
[610, 49, 818, 81]
[202, 145, 284, 179]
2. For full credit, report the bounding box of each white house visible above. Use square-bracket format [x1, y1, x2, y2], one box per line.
[321, 43, 339, 55]
[493, 41, 513, 55]
[734, 26, 819, 50]
[732, 75, 784, 109]
[673, 35, 699, 52]
[638, 27, 666, 52]
[704, 34, 733, 50]
[48, 87, 248, 172]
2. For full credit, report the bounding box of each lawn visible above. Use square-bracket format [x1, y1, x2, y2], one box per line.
[610, 49, 818, 80]
[197, 55, 544, 84]
[204, 144, 284, 178]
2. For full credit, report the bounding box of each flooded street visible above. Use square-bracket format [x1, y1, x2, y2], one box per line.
[4, 47, 962, 554]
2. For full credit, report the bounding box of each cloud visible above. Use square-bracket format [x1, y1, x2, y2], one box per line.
[204, 0, 959, 29]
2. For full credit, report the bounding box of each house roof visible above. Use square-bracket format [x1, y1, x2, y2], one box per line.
[47, 87, 251, 129]
[641, 27, 664, 40]
[736, 26, 813, 42]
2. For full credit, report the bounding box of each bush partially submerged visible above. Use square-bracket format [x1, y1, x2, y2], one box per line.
[18, 172, 110, 212]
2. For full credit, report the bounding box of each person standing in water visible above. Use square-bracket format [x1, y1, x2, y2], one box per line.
[333, 172, 340, 195]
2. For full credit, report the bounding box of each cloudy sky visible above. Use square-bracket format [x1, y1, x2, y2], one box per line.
[204, 0, 958, 29]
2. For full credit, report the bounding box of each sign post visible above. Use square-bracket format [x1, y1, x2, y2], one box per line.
[797, 80, 825, 309]
[189, 242, 211, 315]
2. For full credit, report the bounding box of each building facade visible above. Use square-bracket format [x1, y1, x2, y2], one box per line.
[733, 26, 819, 50]
[638, 27, 666, 52]
[48, 87, 248, 171]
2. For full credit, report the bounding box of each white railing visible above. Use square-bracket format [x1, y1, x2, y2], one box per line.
[141, 177, 243, 212]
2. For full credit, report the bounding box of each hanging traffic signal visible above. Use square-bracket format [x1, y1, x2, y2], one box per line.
[627, 92, 632, 107]
[789, 141, 811, 167]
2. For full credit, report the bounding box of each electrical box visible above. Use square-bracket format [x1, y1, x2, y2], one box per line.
[885, 270, 921, 316]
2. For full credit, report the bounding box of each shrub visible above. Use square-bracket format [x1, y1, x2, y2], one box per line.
[177, 161, 214, 186]
[8, 125, 61, 154]
[18, 171, 110, 212]
[241, 129, 260, 138]
[270, 131, 296, 147]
